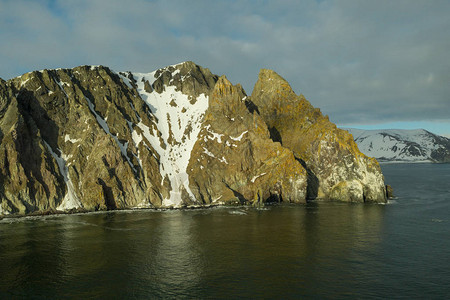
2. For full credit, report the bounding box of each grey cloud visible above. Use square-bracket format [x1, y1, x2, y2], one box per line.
[1, 0, 449, 130]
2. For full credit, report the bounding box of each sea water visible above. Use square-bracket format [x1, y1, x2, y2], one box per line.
[0, 163, 449, 298]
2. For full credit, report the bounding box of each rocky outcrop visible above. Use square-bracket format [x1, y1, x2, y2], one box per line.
[250, 69, 386, 203]
[0, 63, 225, 214]
[386, 185, 394, 199]
[1, 66, 159, 214]
[187, 76, 307, 206]
[0, 62, 386, 216]
[0, 79, 64, 214]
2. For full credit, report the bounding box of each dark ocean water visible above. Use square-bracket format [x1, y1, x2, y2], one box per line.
[1, 163, 449, 299]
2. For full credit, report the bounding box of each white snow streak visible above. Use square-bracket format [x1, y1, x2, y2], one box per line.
[85, 96, 136, 172]
[20, 77, 31, 87]
[44, 141, 82, 210]
[55, 80, 69, 98]
[203, 147, 215, 158]
[204, 125, 224, 143]
[117, 72, 134, 89]
[219, 156, 228, 164]
[230, 131, 248, 141]
[251, 173, 267, 183]
[64, 134, 81, 144]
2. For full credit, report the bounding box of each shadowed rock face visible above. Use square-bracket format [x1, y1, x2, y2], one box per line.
[1, 66, 163, 214]
[0, 62, 385, 216]
[250, 69, 386, 203]
[0, 79, 65, 214]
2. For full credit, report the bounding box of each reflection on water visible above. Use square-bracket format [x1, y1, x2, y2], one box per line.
[0, 204, 387, 298]
[145, 212, 203, 298]
[1, 162, 450, 300]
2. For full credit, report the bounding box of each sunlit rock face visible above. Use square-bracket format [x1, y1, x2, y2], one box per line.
[250, 69, 386, 203]
[0, 62, 223, 214]
[187, 76, 307, 206]
[0, 62, 385, 216]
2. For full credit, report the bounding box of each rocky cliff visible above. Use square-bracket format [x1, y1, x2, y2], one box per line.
[0, 62, 386, 216]
[250, 70, 386, 203]
[187, 76, 307, 206]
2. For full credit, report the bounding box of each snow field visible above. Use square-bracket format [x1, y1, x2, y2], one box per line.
[120, 67, 209, 207]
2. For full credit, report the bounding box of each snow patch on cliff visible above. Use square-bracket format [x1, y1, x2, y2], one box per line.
[251, 173, 267, 183]
[85, 96, 137, 172]
[230, 131, 248, 141]
[44, 141, 82, 210]
[204, 125, 224, 143]
[55, 80, 69, 98]
[129, 70, 209, 207]
[20, 77, 31, 87]
[64, 134, 81, 144]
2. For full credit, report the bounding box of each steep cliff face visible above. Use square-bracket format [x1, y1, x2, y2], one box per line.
[0, 62, 386, 216]
[188, 76, 307, 206]
[250, 69, 386, 203]
[1, 66, 162, 214]
[0, 79, 64, 214]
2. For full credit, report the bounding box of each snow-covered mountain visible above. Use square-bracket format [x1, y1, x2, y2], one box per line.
[344, 128, 450, 163]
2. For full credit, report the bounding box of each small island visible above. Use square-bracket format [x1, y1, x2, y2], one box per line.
[0, 62, 387, 216]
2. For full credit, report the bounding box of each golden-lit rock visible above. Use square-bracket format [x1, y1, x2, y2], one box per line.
[0, 62, 386, 216]
[250, 69, 386, 203]
[188, 76, 307, 205]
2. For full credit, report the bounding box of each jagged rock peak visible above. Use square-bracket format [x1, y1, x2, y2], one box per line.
[172, 61, 215, 77]
[153, 61, 218, 97]
[255, 68, 298, 99]
[116, 61, 219, 100]
[206, 76, 248, 121]
[212, 75, 246, 98]
[188, 74, 308, 206]
[250, 69, 386, 203]
[214, 75, 233, 94]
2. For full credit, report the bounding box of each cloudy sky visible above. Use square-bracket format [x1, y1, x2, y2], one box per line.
[1, 0, 449, 136]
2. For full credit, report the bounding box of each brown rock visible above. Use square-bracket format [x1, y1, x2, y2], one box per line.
[187, 76, 307, 205]
[250, 69, 386, 203]
[0, 62, 388, 216]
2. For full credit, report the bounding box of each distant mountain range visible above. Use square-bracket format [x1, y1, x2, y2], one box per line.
[344, 128, 450, 163]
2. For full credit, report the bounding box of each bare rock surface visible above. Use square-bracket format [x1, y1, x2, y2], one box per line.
[188, 76, 307, 206]
[250, 69, 386, 203]
[0, 62, 386, 216]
